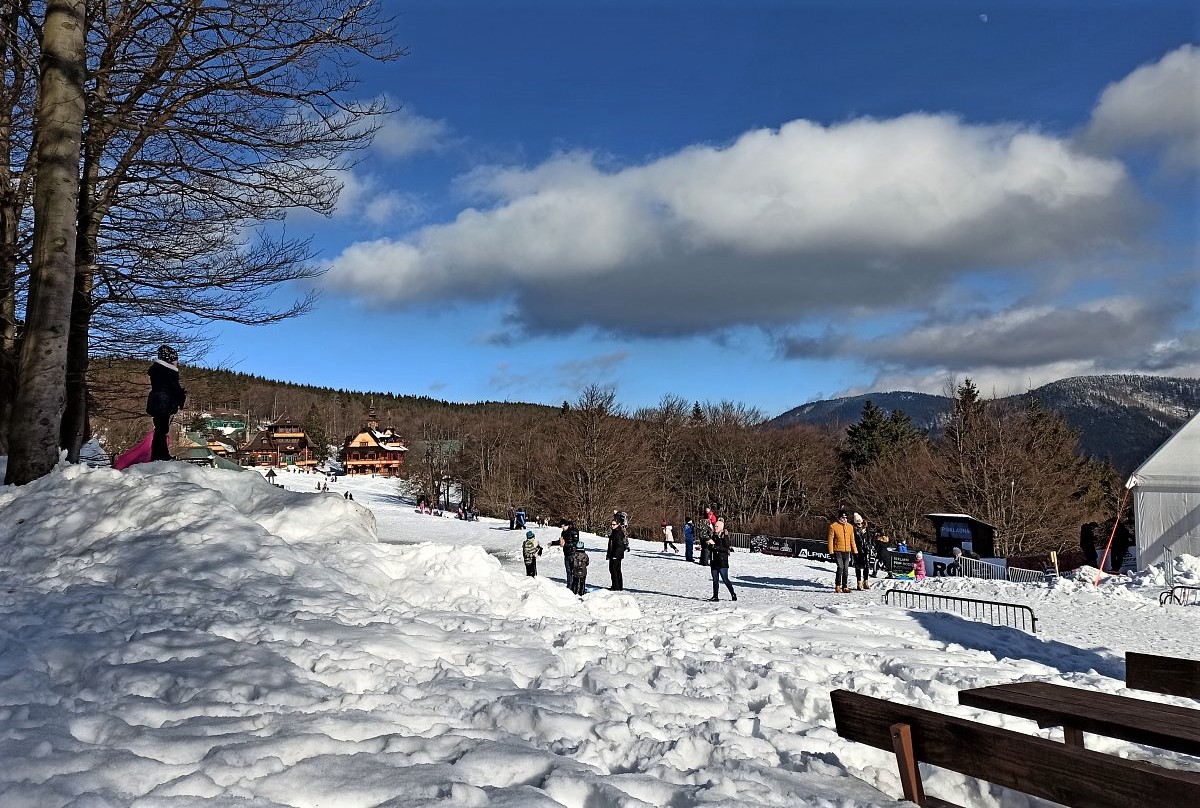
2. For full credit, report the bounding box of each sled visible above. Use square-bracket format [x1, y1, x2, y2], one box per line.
[113, 431, 161, 470]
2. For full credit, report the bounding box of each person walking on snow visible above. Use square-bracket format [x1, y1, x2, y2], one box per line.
[146, 345, 187, 462]
[522, 530, 543, 577]
[661, 521, 677, 553]
[683, 517, 696, 562]
[827, 511, 858, 593]
[706, 518, 737, 601]
[852, 513, 871, 590]
[606, 518, 628, 591]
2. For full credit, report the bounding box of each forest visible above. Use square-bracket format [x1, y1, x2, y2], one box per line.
[93, 359, 1124, 556]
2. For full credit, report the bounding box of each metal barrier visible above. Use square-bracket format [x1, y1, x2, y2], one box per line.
[1160, 585, 1200, 606]
[729, 532, 753, 550]
[883, 586, 1039, 633]
[942, 556, 1049, 585]
[1002, 565, 1051, 584]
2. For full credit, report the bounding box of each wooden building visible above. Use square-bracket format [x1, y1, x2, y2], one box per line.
[238, 415, 318, 470]
[339, 408, 408, 476]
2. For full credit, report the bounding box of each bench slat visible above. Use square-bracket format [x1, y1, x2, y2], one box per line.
[958, 681, 1200, 756]
[1126, 651, 1200, 700]
[831, 690, 1200, 807]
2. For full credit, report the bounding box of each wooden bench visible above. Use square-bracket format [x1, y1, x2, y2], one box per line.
[958, 680, 1200, 755]
[1126, 651, 1200, 699]
[831, 689, 1200, 808]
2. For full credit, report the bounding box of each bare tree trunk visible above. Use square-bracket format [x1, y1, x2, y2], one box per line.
[5, 0, 86, 484]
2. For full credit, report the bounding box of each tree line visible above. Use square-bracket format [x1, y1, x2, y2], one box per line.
[99, 359, 1121, 555]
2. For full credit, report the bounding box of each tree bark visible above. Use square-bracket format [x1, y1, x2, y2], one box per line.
[5, 0, 86, 484]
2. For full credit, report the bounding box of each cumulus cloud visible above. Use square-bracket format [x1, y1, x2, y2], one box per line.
[327, 113, 1141, 337]
[373, 107, 450, 159]
[332, 171, 425, 225]
[845, 297, 1179, 369]
[785, 295, 1200, 395]
[1079, 45, 1200, 172]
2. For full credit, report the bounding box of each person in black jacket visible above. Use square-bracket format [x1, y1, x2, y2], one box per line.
[706, 519, 737, 602]
[553, 520, 580, 590]
[146, 345, 186, 461]
[606, 519, 627, 591]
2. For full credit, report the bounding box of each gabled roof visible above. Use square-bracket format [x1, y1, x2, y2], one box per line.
[1127, 411, 1200, 490]
[344, 428, 407, 452]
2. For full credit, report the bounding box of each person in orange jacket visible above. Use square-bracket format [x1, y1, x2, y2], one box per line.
[827, 510, 858, 593]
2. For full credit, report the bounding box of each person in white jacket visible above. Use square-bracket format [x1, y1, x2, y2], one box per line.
[661, 521, 677, 553]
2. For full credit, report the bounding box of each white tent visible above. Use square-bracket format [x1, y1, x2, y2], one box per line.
[1125, 412, 1200, 570]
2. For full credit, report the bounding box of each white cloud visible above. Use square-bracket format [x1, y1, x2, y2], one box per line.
[1080, 45, 1200, 172]
[326, 113, 1140, 336]
[806, 297, 1200, 397]
[331, 170, 425, 226]
[373, 107, 450, 159]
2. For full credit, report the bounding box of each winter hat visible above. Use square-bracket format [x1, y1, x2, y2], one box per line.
[661, 520, 667, 526]
[525, 530, 535, 539]
[852, 513, 864, 526]
[916, 551, 923, 559]
[157, 345, 178, 363]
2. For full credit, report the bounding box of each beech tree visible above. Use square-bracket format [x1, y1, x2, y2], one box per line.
[932, 384, 1111, 555]
[5, 0, 87, 484]
[1, 0, 399, 465]
[543, 385, 647, 532]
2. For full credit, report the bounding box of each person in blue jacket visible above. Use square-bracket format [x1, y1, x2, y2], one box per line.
[683, 517, 696, 562]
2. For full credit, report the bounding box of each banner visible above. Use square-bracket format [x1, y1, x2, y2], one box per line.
[757, 537, 834, 564]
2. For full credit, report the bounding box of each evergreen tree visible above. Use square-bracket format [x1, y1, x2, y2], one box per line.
[303, 403, 329, 462]
[841, 400, 924, 472]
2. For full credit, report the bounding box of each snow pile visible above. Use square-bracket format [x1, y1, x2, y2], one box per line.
[0, 461, 1196, 807]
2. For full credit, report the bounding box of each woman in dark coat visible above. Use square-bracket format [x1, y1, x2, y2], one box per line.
[146, 345, 186, 461]
[706, 519, 737, 602]
[606, 519, 627, 591]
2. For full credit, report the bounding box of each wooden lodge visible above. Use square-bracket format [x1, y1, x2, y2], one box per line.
[339, 408, 407, 477]
[238, 415, 318, 470]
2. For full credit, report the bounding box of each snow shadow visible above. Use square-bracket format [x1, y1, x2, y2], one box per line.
[909, 610, 1123, 679]
[735, 574, 836, 592]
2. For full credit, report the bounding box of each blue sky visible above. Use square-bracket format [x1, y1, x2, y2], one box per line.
[211, 0, 1199, 417]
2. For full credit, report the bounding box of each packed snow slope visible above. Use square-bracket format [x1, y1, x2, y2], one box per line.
[0, 462, 1197, 807]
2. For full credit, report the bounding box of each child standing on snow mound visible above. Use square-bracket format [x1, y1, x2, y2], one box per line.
[570, 540, 589, 596]
[522, 530, 543, 577]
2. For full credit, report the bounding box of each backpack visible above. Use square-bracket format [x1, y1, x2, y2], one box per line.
[522, 538, 541, 564]
[571, 549, 589, 577]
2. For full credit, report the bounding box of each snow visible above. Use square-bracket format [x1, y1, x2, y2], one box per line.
[1, 461, 1197, 807]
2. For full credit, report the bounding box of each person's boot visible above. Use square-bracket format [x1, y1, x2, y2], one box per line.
[856, 581, 863, 590]
[727, 584, 737, 601]
[862, 579, 871, 589]
[834, 585, 843, 593]
[709, 583, 719, 602]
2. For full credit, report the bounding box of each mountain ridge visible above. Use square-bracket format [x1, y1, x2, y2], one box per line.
[769, 374, 1200, 473]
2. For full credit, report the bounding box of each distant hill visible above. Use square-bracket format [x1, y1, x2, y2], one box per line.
[769, 375, 1200, 473]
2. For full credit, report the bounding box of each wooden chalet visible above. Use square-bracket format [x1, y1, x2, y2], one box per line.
[339, 408, 407, 476]
[238, 415, 318, 470]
